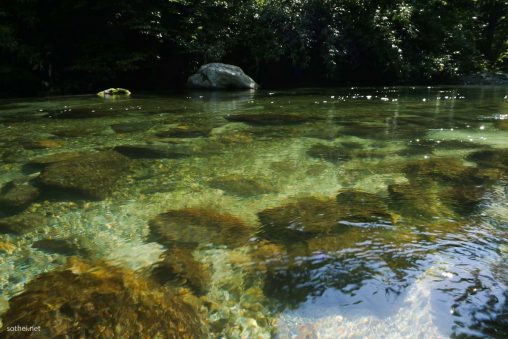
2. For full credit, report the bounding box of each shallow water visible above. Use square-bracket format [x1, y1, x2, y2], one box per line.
[0, 87, 507, 338]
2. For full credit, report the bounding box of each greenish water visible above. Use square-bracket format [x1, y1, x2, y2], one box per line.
[0, 87, 507, 338]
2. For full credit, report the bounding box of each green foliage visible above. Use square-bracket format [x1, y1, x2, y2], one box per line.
[1, 0, 507, 95]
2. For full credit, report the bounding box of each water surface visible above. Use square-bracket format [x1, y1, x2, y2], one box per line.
[0, 87, 507, 338]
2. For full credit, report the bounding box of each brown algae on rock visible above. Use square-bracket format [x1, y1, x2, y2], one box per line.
[208, 175, 275, 197]
[0, 212, 47, 235]
[37, 151, 130, 200]
[0, 258, 207, 338]
[151, 245, 211, 295]
[149, 208, 254, 248]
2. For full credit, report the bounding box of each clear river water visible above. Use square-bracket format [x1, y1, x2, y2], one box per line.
[0, 86, 507, 338]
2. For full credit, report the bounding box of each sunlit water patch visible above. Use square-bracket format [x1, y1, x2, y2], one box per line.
[0, 86, 507, 338]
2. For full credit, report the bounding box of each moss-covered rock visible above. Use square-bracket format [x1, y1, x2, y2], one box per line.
[156, 124, 212, 138]
[21, 139, 63, 150]
[0, 258, 207, 338]
[258, 198, 342, 244]
[335, 189, 395, 223]
[439, 185, 487, 214]
[151, 245, 210, 295]
[388, 183, 454, 219]
[97, 87, 131, 97]
[149, 208, 253, 248]
[51, 127, 98, 137]
[0, 212, 47, 235]
[32, 238, 91, 257]
[403, 157, 471, 183]
[111, 121, 155, 133]
[494, 120, 508, 130]
[467, 149, 508, 170]
[0, 182, 39, 211]
[37, 151, 129, 200]
[307, 144, 352, 163]
[47, 107, 123, 119]
[114, 144, 193, 159]
[28, 152, 84, 166]
[208, 176, 274, 197]
[258, 191, 394, 245]
[0, 241, 16, 254]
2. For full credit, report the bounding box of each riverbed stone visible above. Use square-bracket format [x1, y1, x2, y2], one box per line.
[187, 63, 258, 89]
[467, 149, 508, 170]
[0, 212, 47, 234]
[21, 139, 63, 150]
[149, 208, 253, 248]
[28, 152, 84, 166]
[335, 189, 394, 223]
[225, 113, 310, 125]
[259, 192, 395, 245]
[403, 157, 471, 183]
[0, 258, 207, 338]
[440, 185, 487, 214]
[307, 144, 352, 163]
[0, 182, 40, 210]
[208, 176, 274, 197]
[32, 238, 90, 256]
[156, 124, 212, 138]
[111, 121, 155, 133]
[47, 107, 122, 119]
[37, 151, 129, 200]
[0, 241, 16, 254]
[494, 120, 508, 130]
[114, 144, 193, 159]
[151, 245, 210, 295]
[51, 127, 98, 137]
[258, 198, 343, 244]
[388, 183, 453, 219]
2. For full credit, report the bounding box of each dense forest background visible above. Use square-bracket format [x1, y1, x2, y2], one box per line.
[1, 0, 507, 96]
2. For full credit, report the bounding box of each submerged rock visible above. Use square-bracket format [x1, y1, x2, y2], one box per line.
[0, 212, 47, 235]
[149, 208, 253, 248]
[403, 157, 486, 184]
[47, 108, 122, 119]
[0, 241, 16, 254]
[335, 189, 394, 223]
[388, 183, 453, 219]
[28, 152, 83, 166]
[494, 120, 508, 131]
[225, 113, 310, 125]
[21, 139, 63, 150]
[258, 191, 394, 245]
[208, 176, 274, 197]
[0, 182, 40, 210]
[51, 127, 98, 137]
[37, 151, 129, 200]
[114, 144, 193, 159]
[307, 144, 352, 163]
[156, 124, 212, 138]
[440, 185, 487, 214]
[32, 238, 90, 257]
[151, 245, 210, 295]
[467, 149, 508, 170]
[0, 258, 207, 338]
[187, 63, 258, 90]
[111, 121, 155, 133]
[258, 198, 342, 244]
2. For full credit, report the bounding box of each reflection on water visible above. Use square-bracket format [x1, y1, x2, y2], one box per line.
[0, 87, 507, 338]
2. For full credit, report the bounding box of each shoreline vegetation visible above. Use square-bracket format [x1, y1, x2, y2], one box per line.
[1, 1, 507, 97]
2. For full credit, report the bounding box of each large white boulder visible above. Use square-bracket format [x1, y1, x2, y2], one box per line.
[187, 63, 258, 89]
